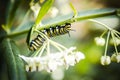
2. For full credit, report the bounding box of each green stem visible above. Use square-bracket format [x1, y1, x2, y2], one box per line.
[1, 8, 117, 39]
[113, 30, 120, 35]
[50, 40, 67, 50]
[111, 31, 118, 55]
[35, 29, 49, 40]
[38, 43, 47, 57]
[89, 19, 112, 30]
[47, 40, 50, 55]
[49, 40, 63, 52]
[69, 2, 78, 18]
[104, 31, 110, 56]
[113, 31, 120, 39]
[100, 30, 108, 38]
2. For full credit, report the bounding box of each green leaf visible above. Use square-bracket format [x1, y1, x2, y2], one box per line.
[1, 38, 27, 80]
[12, 10, 34, 32]
[1, 25, 10, 33]
[26, 26, 35, 47]
[6, 0, 21, 31]
[35, 0, 54, 25]
[26, 0, 54, 48]
[0, 8, 116, 39]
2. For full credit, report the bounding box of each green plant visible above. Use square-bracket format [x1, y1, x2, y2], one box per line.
[0, 0, 120, 80]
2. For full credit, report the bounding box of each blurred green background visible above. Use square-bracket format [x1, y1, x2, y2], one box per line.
[0, 0, 120, 80]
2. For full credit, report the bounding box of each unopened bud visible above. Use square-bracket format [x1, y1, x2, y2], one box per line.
[101, 56, 111, 65]
[116, 54, 120, 63]
[111, 53, 120, 63]
[95, 37, 105, 46]
[111, 54, 117, 62]
[110, 38, 120, 46]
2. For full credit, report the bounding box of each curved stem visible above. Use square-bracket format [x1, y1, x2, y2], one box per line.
[89, 19, 112, 30]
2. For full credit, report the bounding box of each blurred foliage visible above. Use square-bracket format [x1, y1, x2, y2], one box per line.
[0, 39, 27, 80]
[0, 0, 120, 80]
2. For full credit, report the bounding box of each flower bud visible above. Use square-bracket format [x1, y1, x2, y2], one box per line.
[111, 53, 120, 63]
[74, 52, 85, 63]
[101, 56, 111, 65]
[47, 60, 58, 72]
[110, 38, 120, 46]
[116, 54, 120, 63]
[95, 37, 105, 46]
[111, 54, 117, 62]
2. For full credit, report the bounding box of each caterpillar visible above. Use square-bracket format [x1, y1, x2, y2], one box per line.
[29, 23, 71, 51]
[29, 34, 45, 51]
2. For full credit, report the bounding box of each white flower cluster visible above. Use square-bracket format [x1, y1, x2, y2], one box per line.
[92, 20, 120, 66]
[19, 47, 85, 72]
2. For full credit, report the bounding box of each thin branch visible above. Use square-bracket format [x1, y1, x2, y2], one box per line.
[0, 8, 117, 39]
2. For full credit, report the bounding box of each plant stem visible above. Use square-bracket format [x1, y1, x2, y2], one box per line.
[111, 31, 118, 54]
[89, 19, 112, 30]
[1, 8, 117, 39]
[104, 31, 110, 56]
[100, 30, 108, 38]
